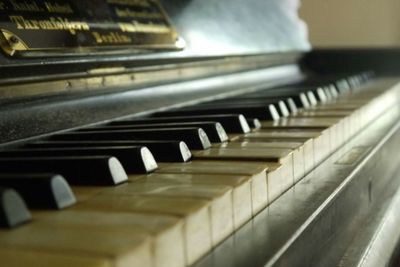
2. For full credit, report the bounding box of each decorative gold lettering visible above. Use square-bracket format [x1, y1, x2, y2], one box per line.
[44, 2, 73, 14]
[9, 16, 90, 35]
[10, 0, 44, 12]
[119, 21, 170, 34]
[10, 15, 39, 29]
[92, 31, 132, 44]
[2, 0, 178, 53]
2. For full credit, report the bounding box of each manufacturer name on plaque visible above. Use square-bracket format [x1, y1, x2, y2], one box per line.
[0, 0, 183, 56]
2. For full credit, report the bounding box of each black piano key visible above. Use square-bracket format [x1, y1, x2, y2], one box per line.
[234, 91, 310, 109]
[328, 85, 339, 99]
[194, 99, 290, 117]
[306, 91, 318, 106]
[0, 146, 157, 174]
[235, 82, 335, 108]
[266, 86, 333, 106]
[286, 98, 298, 113]
[51, 128, 211, 150]
[27, 141, 192, 163]
[315, 88, 328, 103]
[291, 76, 344, 87]
[158, 105, 280, 121]
[238, 87, 323, 109]
[276, 101, 290, 117]
[311, 85, 341, 98]
[351, 75, 363, 86]
[0, 156, 127, 186]
[0, 187, 31, 228]
[273, 90, 317, 107]
[113, 114, 251, 134]
[0, 174, 76, 210]
[215, 97, 297, 115]
[240, 76, 354, 103]
[346, 76, 356, 88]
[246, 118, 261, 130]
[78, 122, 229, 143]
[366, 71, 374, 79]
[259, 98, 295, 115]
[322, 87, 333, 101]
[278, 93, 310, 108]
[335, 79, 352, 94]
[236, 87, 306, 97]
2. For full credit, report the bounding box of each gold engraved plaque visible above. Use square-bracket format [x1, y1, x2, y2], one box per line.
[0, 0, 184, 56]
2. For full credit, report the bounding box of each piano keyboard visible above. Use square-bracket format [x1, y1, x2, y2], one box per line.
[1, 72, 400, 267]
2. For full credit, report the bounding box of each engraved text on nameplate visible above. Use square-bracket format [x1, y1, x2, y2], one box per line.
[0, 0, 182, 56]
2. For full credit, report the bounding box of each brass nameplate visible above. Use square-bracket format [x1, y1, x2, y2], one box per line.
[0, 0, 184, 56]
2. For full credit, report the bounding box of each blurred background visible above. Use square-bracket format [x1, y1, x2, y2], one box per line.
[300, 0, 400, 48]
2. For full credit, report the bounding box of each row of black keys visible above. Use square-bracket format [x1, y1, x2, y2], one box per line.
[0, 72, 373, 228]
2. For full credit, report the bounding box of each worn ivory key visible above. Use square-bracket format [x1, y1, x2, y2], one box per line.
[260, 117, 339, 151]
[0, 248, 112, 267]
[216, 141, 305, 182]
[33, 210, 186, 267]
[191, 148, 294, 203]
[76, 193, 212, 265]
[241, 129, 330, 167]
[236, 135, 314, 174]
[157, 160, 269, 214]
[102, 181, 235, 246]
[129, 173, 252, 230]
[0, 222, 153, 267]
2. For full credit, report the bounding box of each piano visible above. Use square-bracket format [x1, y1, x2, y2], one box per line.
[1, 0, 400, 266]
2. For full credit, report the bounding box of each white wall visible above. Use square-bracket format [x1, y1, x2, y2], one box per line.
[300, 0, 400, 47]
